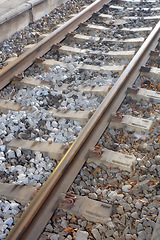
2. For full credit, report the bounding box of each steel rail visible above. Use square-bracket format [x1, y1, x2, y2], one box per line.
[0, 0, 110, 90]
[6, 20, 160, 240]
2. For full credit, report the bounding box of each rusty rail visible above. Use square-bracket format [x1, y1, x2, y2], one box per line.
[6, 15, 160, 240]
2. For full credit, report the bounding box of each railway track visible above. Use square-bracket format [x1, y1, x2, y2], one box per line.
[0, 0, 160, 239]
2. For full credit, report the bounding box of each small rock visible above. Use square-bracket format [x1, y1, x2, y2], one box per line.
[61, 219, 68, 229]
[113, 231, 119, 238]
[117, 206, 124, 214]
[4, 217, 13, 226]
[154, 195, 160, 201]
[137, 230, 146, 240]
[91, 229, 101, 240]
[121, 201, 131, 211]
[7, 149, 16, 159]
[108, 191, 118, 200]
[16, 149, 22, 158]
[66, 235, 72, 240]
[47, 233, 59, 240]
[135, 201, 143, 210]
[0, 224, 7, 232]
[0, 234, 6, 239]
[96, 188, 102, 195]
[75, 230, 89, 240]
[137, 223, 144, 232]
[155, 155, 160, 163]
[131, 212, 139, 219]
[88, 193, 98, 200]
[105, 229, 114, 237]
[125, 234, 135, 240]
[122, 185, 131, 192]
[81, 220, 87, 228]
[10, 202, 19, 210]
[69, 224, 79, 229]
[106, 221, 115, 229]
[138, 179, 150, 187]
[81, 189, 90, 195]
[150, 164, 157, 172]
[5, 134, 14, 142]
[146, 220, 155, 228]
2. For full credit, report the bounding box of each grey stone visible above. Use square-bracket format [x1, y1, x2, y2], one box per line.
[0, 152, 4, 159]
[45, 224, 53, 232]
[96, 188, 102, 195]
[75, 230, 89, 240]
[150, 164, 156, 172]
[151, 213, 160, 240]
[139, 175, 147, 181]
[91, 229, 101, 240]
[0, 145, 6, 152]
[98, 178, 104, 185]
[125, 234, 135, 240]
[123, 226, 130, 235]
[80, 189, 90, 195]
[0, 234, 6, 239]
[154, 195, 160, 201]
[16, 149, 22, 158]
[101, 189, 108, 196]
[146, 220, 155, 228]
[7, 150, 16, 159]
[5, 134, 14, 142]
[121, 202, 131, 211]
[61, 219, 68, 229]
[96, 224, 105, 234]
[0, 224, 7, 232]
[145, 226, 152, 234]
[135, 201, 143, 210]
[113, 231, 119, 238]
[137, 223, 144, 232]
[157, 166, 160, 174]
[131, 212, 139, 219]
[138, 179, 150, 187]
[138, 231, 146, 240]
[69, 224, 79, 229]
[145, 160, 151, 167]
[47, 233, 60, 240]
[154, 143, 160, 149]
[118, 236, 125, 240]
[117, 206, 124, 214]
[4, 217, 13, 226]
[106, 221, 115, 229]
[108, 191, 119, 200]
[155, 155, 160, 162]
[10, 202, 19, 210]
[122, 185, 131, 192]
[66, 235, 72, 240]
[88, 193, 98, 200]
[105, 229, 114, 237]
[130, 186, 141, 195]
[81, 220, 87, 228]
[149, 207, 158, 214]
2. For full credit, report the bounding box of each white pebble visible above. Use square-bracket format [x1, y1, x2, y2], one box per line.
[4, 217, 13, 226]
